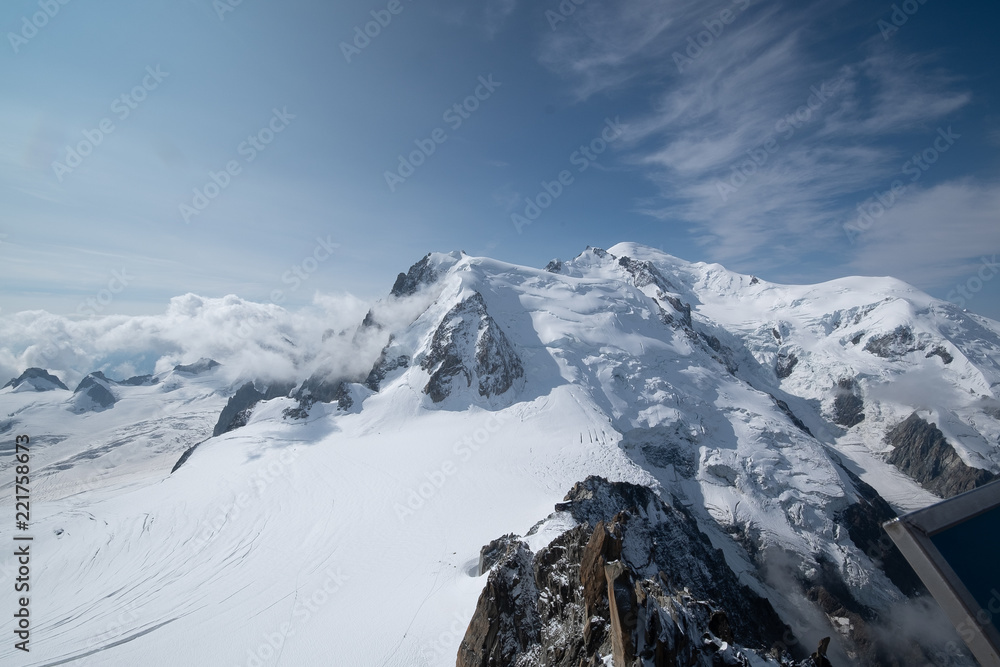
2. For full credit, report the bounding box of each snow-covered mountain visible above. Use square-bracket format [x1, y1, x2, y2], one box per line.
[2, 243, 998, 666]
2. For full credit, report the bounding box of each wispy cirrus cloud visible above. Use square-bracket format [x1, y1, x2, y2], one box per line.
[848, 180, 1000, 288]
[484, 0, 517, 37]
[434, 0, 518, 38]
[535, 0, 977, 276]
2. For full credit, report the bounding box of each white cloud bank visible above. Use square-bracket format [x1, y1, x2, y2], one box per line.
[0, 291, 389, 390]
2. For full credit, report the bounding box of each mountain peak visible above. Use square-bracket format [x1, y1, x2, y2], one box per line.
[3, 367, 69, 392]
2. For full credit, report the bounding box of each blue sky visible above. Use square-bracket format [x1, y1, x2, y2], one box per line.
[2, 0, 999, 319]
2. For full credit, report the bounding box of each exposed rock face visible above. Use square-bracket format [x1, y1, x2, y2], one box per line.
[776, 352, 798, 379]
[863, 326, 922, 359]
[214, 381, 294, 436]
[390, 253, 437, 297]
[457, 542, 541, 667]
[478, 533, 521, 576]
[615, 255, 694, 329]
[924, 345, 954, 364]
[621, 427, 697, 479]
[120, 374, 158, 386]
[420, 292, 523, 403]
[173, 358, 220, 374]
[886, 414, 997, 497]
[699, 332, 739, 374]
[170, 438, 209, 474]
[832, 463, 923, 596]
[663, 296, 693, 328]
[283, 373, 353, 419]
[72, 373, 117, 411]
[617, 255, 676, 293]
[458, 477, 794, 667]
[364, 344, 410, 392]
[3, 367, 69, 391]
[771, 395, 813, 436]
[832, 378, 864, 428]
[544, 259, 563, 273]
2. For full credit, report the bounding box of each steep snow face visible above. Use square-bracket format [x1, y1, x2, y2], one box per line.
[0, 243, 995, 666]
[606, 242, 1000, 505]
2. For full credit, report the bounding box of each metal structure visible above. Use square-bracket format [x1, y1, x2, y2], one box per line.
[884, 480, 1000, 667]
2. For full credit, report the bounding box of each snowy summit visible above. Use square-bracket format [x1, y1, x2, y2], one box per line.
[2, 243, 998, 666]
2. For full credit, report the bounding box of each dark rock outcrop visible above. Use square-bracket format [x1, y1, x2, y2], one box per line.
[72, 373, 117, 410]
[699, 332, 739, 374]
[664, 295, 693, 328]
[886, 413, 997, 497]
[776, 352, 798, 379]
[832, 378, 864, 428]
[214, 381, 294, 436]
[833, 463, 924, 596]
[458, 477, 795, 667]
[457, 542, 541, 667]
[617, 255, 676, 293]
[863, 326, 922, 359]
[364, 345, 409, 392]
[360, 309, 380, 329]
[478, 533, 522, 576]
[173, 358, 220, 374]
[771, 395, 813, 436]
[3, 368, 69, 391]
[622, 428, 698, 479]
[616, 255, 694, 329]
[120, 374, 158, 386]
[170, 438, 208, 474]
[805, 637, 833, 667]
[283, 373, 353, 419]
[421, 292, 523, 403]
[924, 346, 954, 364]
[390, 253, 437, 297]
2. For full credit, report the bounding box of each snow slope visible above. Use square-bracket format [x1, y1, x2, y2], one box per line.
[1, 243, 997, 666]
